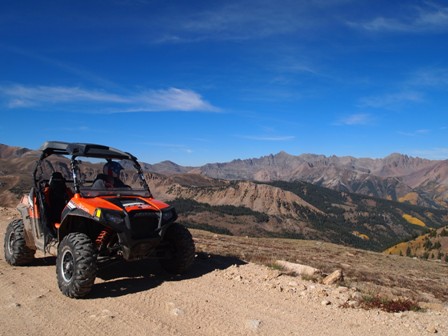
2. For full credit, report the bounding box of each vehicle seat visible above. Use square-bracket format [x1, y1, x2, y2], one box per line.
[46, 172, 70, 225]
[92, 173, 113, 189]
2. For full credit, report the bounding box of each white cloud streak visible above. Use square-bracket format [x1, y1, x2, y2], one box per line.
[358, 92, 423, 109]
[135, 88, 219, 112]
[1, 85, 127, 108]
[336, 113, 373, 126]
[0, 85, 220, 113]
[154, 0, 349, 43]
[407, 67, 448, 88]
[238, 135, 295, 141]
[350, 3, 448, 33]
[1, 45, 122, 90]
[153, 1, 448, 45]
[176, 2, 308, 41]
[398, 129, 430, 137]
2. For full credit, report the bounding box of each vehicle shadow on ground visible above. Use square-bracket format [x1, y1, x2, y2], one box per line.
[90, 252, 246, 299]
[32, 256, 56, 267]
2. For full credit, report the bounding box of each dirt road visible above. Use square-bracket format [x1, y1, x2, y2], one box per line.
[0, 207, 446, 336]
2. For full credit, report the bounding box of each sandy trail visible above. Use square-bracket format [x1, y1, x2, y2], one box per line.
[0, 208, 446, 336]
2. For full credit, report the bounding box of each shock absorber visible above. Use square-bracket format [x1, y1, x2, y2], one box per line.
[96, 227, 114, 254]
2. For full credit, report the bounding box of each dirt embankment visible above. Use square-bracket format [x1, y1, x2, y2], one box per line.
[0, 207, 447, 336]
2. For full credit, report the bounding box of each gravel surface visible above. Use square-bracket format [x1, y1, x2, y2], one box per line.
[1, 207, 447, 335]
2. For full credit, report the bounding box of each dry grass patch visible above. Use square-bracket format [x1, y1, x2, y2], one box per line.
[357, 295, 422, 313]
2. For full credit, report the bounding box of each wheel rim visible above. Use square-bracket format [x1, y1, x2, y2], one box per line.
[7, 230, 15, 255]
[61, 249, 75, 283]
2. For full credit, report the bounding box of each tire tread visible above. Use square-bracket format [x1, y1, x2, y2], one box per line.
[4, 219, 35, 266]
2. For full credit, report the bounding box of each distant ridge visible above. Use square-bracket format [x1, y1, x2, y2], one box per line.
[139, 160, 192, 175]
[0, 144, 35, 159]
[1, 144, 447, 209]
[191, 151, 448, 209]
[0, 144, 448, 209]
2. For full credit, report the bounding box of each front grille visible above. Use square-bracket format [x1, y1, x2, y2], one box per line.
[128, 211, 159, 239]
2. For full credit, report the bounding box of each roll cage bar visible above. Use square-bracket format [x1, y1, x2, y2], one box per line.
[34, 141, 151, 195]
[39, 141, 137, 160]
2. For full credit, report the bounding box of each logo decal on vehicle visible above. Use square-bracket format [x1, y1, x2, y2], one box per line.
[67, 201, 77, 210]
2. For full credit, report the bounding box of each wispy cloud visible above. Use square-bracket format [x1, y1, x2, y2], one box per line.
[349, 3, 448, 33]
[127, 88, 219, 112]
[358, 91, 423, 109]
[336, 113, 373, 126]
[0, 85, 220, 113]
[155, 1, 344, 43]
[238, 135, 295, 141]
[398, 129, 430, 137]
[407, 67, 448, 88]
[176, 3, 305, 41]
[1, 85, 127, 108]
[0, 44, 121, 89]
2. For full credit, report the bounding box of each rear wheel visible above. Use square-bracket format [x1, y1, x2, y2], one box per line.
[4, 219, 35, 266]
[160, 223, 195, 274]
[56, 232, 97, 298]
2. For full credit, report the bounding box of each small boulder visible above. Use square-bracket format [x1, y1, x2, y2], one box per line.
[322, 269, 343, 285]
[275, 260, 321, 277]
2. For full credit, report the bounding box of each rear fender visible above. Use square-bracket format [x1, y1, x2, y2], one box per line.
[17, 188, 46, 251]
[17, 196, 36, 249]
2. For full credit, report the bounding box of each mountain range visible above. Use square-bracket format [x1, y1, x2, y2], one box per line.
[0, 143, 447, 253]
[146, 151, 448, 210]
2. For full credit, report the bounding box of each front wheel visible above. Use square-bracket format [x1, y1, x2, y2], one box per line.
[4, 219, 35, 266]
[56, 233, 97, 298]
[159, 223, 195, 274]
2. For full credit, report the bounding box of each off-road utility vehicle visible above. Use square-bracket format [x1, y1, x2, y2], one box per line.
[3, 141, 195, 298]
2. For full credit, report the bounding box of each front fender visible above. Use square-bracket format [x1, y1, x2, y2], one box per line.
[58, 207, 96, 242]
[58, 207, 126, 242]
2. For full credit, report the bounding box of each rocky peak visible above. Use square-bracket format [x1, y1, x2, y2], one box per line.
[0, 144, 33, 159]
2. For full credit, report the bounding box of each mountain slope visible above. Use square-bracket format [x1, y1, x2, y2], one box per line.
[385, 225, 448, 260]
[147, 174, 447, 251]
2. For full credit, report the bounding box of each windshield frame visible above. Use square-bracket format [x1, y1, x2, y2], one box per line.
[32, 141, 153, 199]
[71, 155, 152, 198]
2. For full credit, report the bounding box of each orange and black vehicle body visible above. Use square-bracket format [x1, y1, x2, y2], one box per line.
[59, 194, 178, 260]
[5, 141, 195, 298]
[19, 142, 178, 261]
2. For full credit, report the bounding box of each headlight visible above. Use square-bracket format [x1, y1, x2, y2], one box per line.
[103, 211, 124, 225]
[162, 210, 173, 221]
[161, 208, 177, 222]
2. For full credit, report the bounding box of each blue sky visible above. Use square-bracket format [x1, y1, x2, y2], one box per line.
[0, 0, 447, 166]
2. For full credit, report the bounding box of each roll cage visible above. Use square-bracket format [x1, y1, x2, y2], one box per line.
[34, 141, 152, 197]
